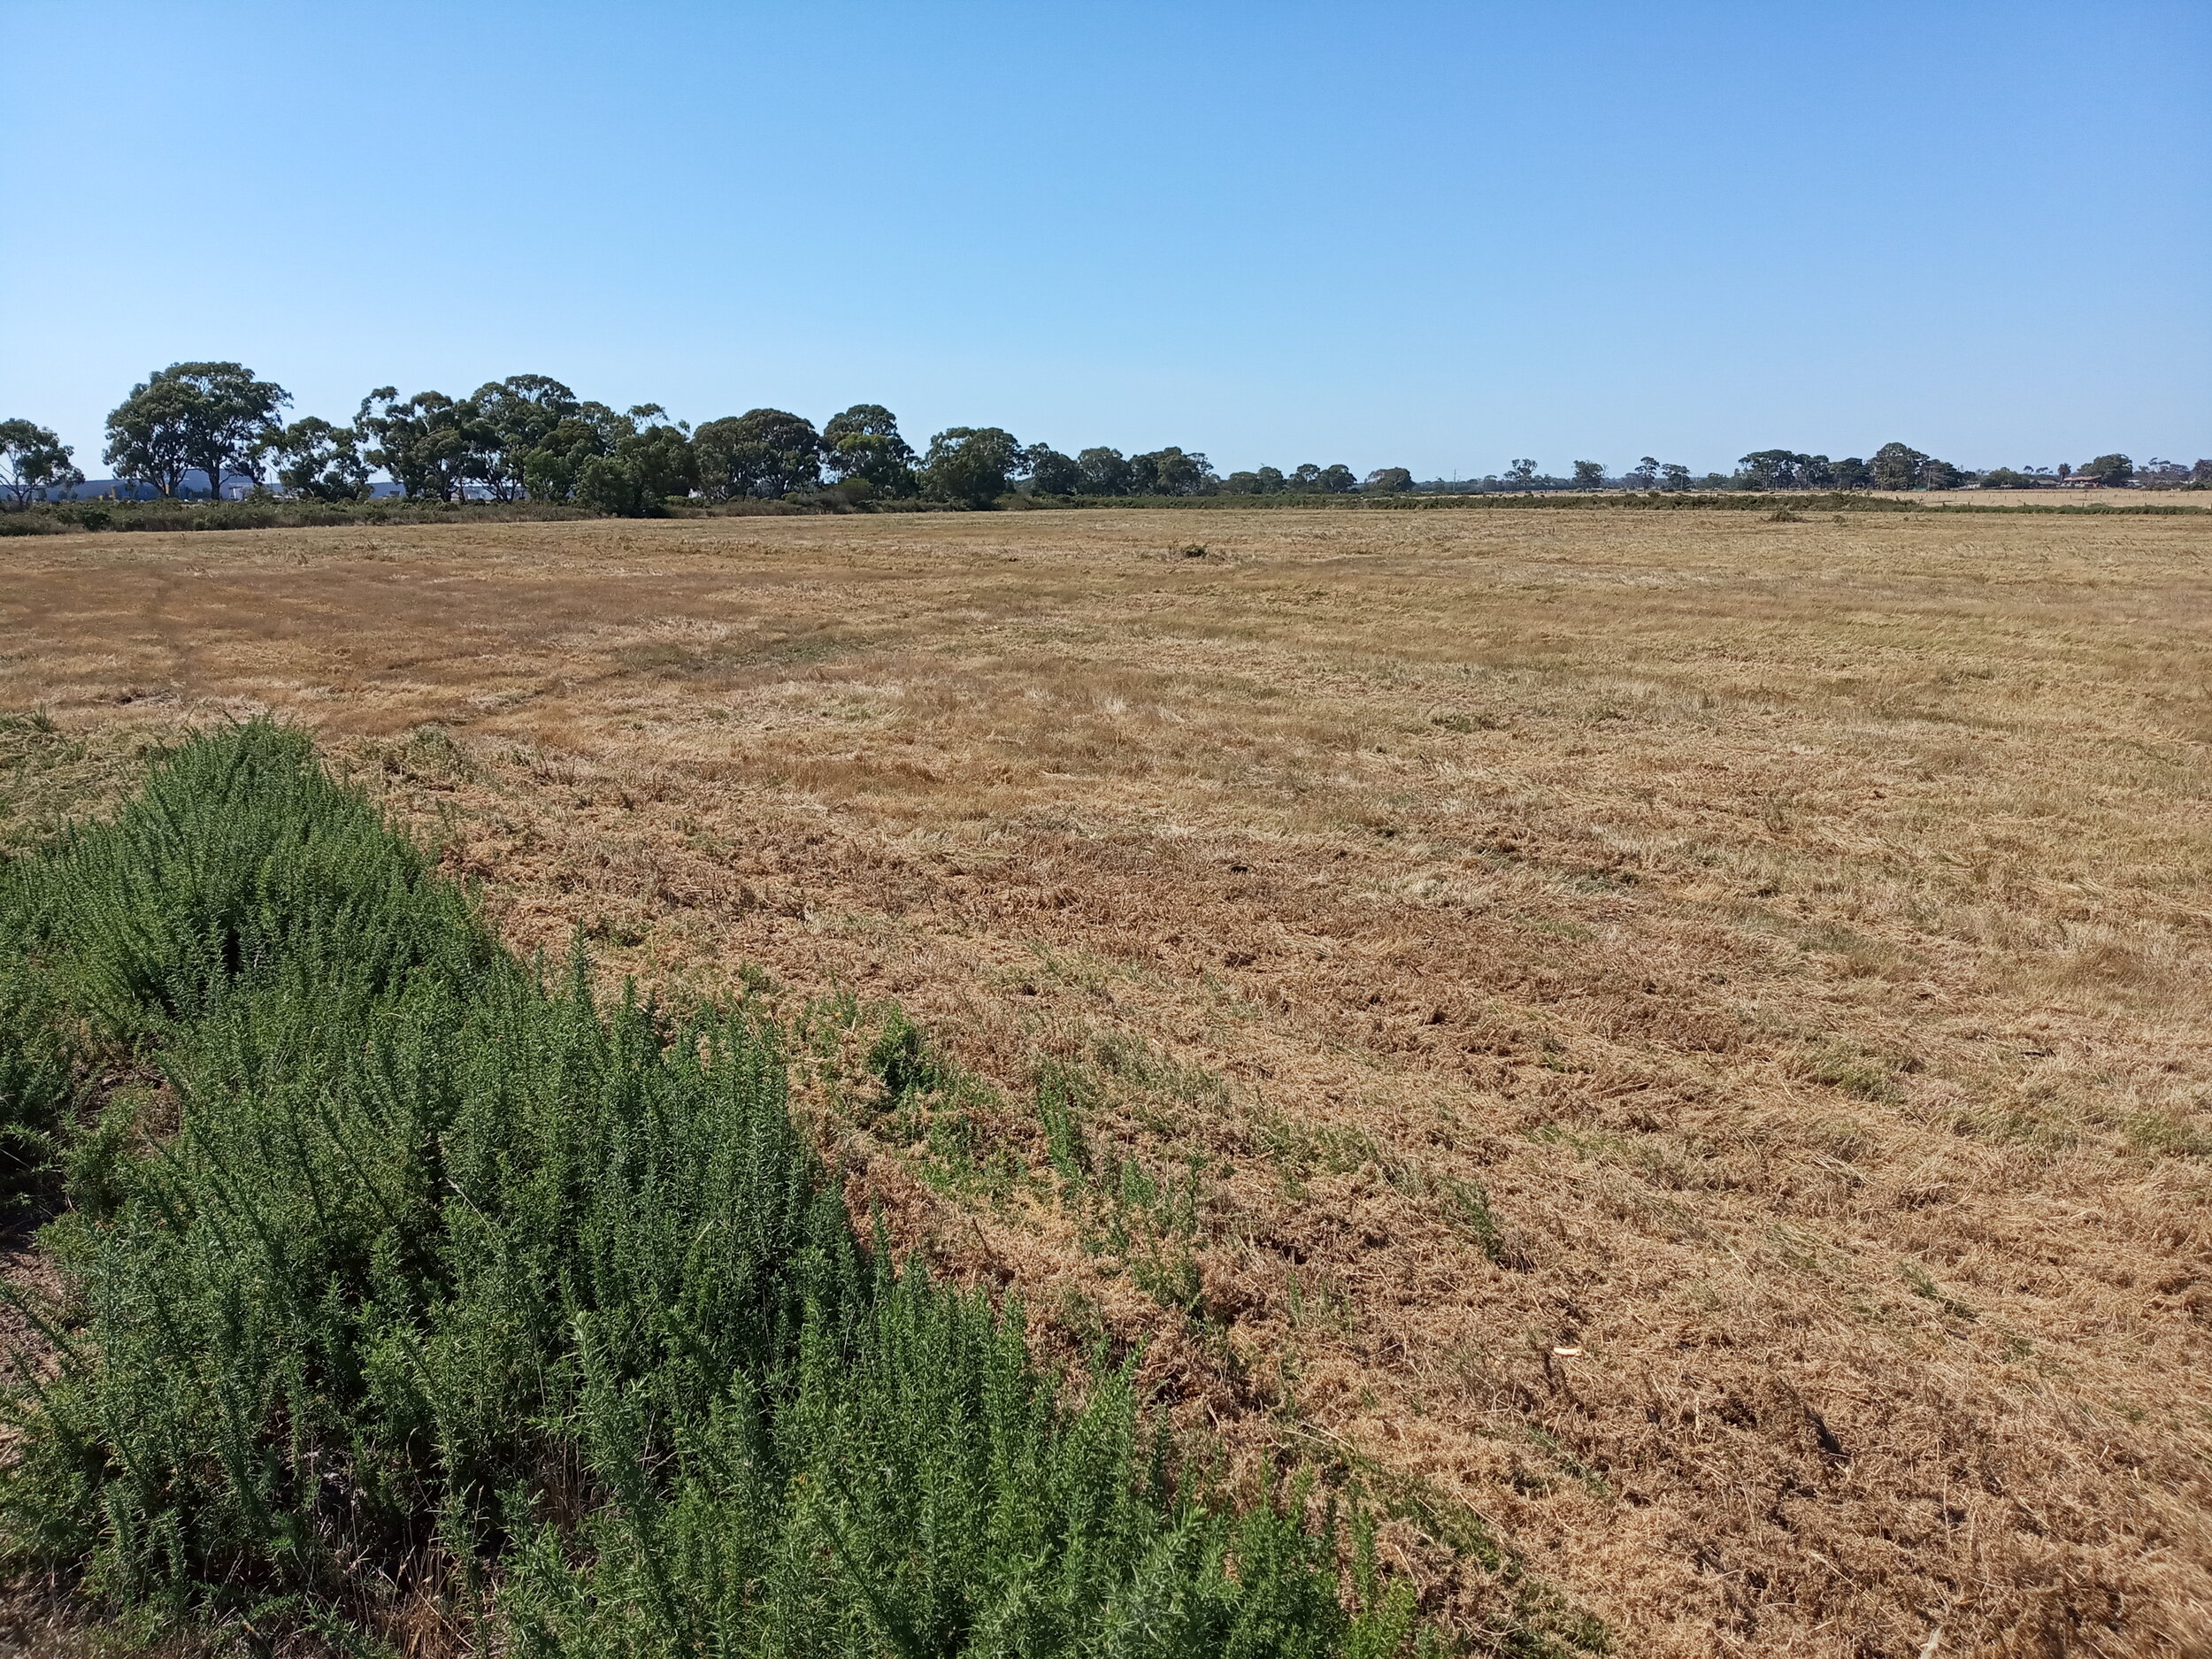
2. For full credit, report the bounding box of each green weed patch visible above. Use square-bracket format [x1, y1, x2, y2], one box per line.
[0, 725, 1418, 1656]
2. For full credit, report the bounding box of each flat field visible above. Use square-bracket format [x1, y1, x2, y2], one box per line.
[5, 505, 2211, 1655]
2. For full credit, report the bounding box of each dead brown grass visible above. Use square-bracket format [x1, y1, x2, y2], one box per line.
[5, 506, 2212, 1655]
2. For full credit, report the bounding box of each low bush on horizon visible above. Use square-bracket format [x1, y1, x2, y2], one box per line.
[0, 725, 1423, 1656]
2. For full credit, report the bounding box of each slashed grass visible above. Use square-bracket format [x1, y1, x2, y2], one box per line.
[4, 506, 2211, 1654]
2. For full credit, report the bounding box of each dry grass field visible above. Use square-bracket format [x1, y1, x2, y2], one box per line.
[4, 504, 2211, 1656]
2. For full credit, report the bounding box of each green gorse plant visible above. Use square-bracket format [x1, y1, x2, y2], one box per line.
[0, 723, 1418, 1656]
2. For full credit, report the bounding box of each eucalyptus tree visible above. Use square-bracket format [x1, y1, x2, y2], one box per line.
[1870, 442, 1929, 490]
[1290, 462, 1358, 494]
[1737, 450, 1839, 489]
[1220, 465, 1286, 495]
[260, 417, 372, 501]
[471, 374, 583, 499]
[104, 362, 289, 497]
[1738, 449, 1790, 488]
[574, 405, 696, 516]
[920, 426, 1022, 507]
[0, 419, 82, 506]
[1128, 447, 1216, 495]
[822, 404, 918, 495]
[518, 403, 628, 503]
[1364, 466, 1415, 493]
[1021, 444, 1082, 495]
[356, 388, 482, 500]
[694, 408, 824, 499]
[1076, 446, 1133, 495]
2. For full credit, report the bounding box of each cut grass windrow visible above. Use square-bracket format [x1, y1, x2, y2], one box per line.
[0, 724, 1422, 1657]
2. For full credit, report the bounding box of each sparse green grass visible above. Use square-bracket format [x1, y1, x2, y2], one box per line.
[1901, 1262, 1978, 1324]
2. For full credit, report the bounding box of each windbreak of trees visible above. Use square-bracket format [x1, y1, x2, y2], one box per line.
[2, 362, 1417, 516]
[1731, 445, 1954, 490]
[5, 365, 2202, 514]
[1979, 455, 2207, 488]
[1423, 444, 2210, 494]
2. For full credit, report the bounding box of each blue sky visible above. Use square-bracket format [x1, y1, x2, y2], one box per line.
[4, 1, 2206, 479]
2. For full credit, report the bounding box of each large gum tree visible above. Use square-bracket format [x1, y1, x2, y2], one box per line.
[104, 362, 290, 498]
[0, 419, 82, 507]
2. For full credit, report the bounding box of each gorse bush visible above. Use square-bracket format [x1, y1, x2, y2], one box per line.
[0, 724, 1417, 1656]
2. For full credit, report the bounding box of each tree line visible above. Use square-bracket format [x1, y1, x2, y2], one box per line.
[1441, 447, 2207, 494]
[2, 364, 2201, 511]
[0, 363, 1408, 513]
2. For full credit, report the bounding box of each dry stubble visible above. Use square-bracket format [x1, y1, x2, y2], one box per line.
[4, 505, 2210, 1655]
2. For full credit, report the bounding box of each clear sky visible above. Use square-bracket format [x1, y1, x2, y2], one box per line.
[4, 0, 2206, 480]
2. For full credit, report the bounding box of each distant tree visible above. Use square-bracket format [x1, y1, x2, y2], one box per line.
[823, 403, 903, 454]
[1830, 456, 1870, 490]
[1286, 462, 1356, 494]
[1505, 458, 1538, 487]
[1870, 442, 1928, 491]
[102, 377, 197, 498]
[921, 426, 1022, 507]
[1364, 466, 1415, 493]
[1571, 460, 1606, 489]
[1022, 444, 1083, 495]
[260, 417, 372, 501]
[1738, 450, 1787, 488]
[693, 409, 823, 500]
[1215, 465, 1290, 495]
[1076, 447, 1133, 495]
[514, 403, 627, 502]
[105, 362, 289, 498]
[2191, 459, 2212, 484]
[822, 404, 918, 496]
[2078, 453, 2134, 487]
[0, 419, 82, 507]
[1738, 449, 1835, 489]
[1625, 457, 1659, 489]
[1128, 448, 1217, 495]
[357, 388, 480, 501]
[471, 375, 582, 500]
[1920, 457, 1962, 490]
[575, 409, 697, 517]
[1658, 462, 1690, 491]
[1979, 467, 2033, 489]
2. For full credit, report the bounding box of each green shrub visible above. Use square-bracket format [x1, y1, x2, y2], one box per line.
[0, 724, 1411, 1655]
[0, 934, 68, 1197]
